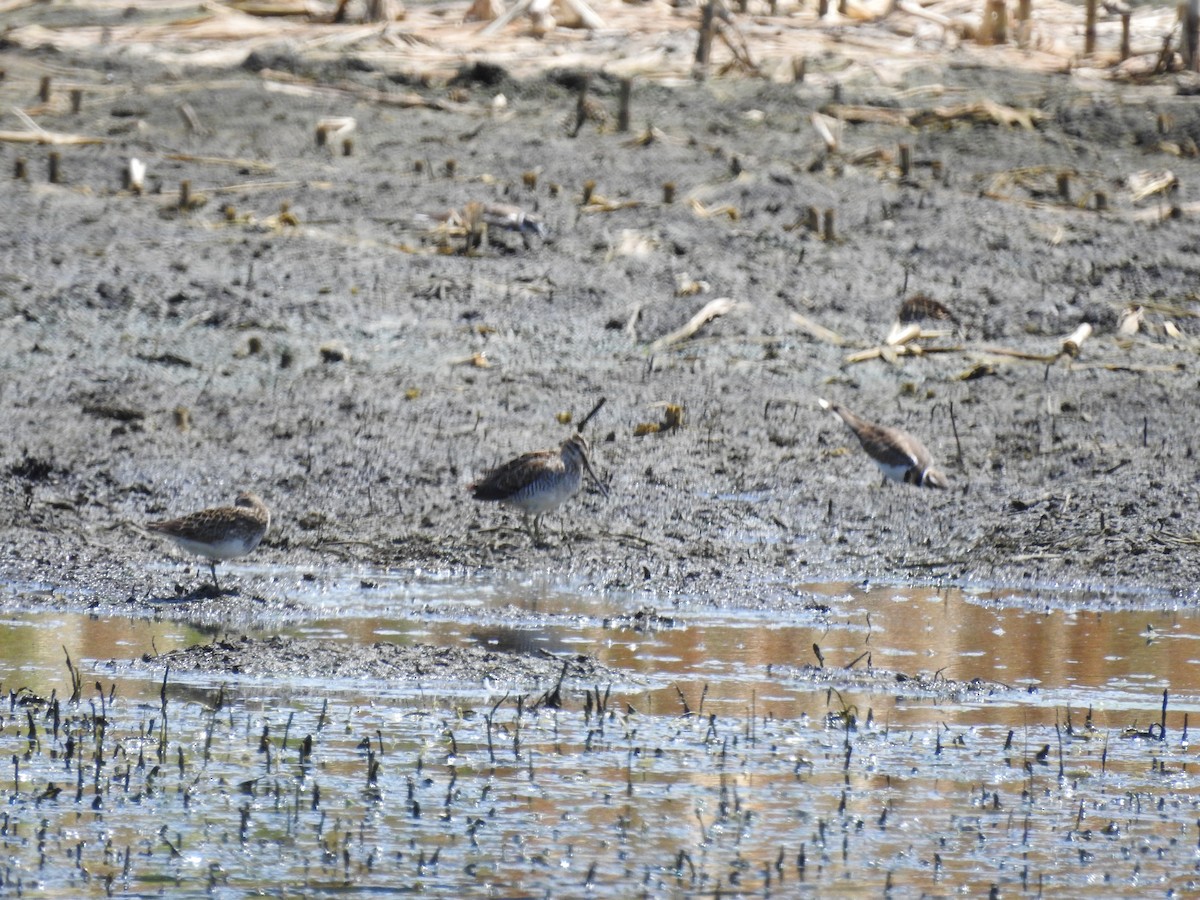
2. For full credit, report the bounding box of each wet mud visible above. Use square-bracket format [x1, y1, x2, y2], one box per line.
[143, 632, 623, 685]
[3, 40, 1200, 630]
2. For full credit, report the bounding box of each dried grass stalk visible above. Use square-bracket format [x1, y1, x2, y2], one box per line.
[885, 322, 922, 346]
[790, 312, 845, 346]
[649, 297, 739, 352]
[0, 130, 98, 145]
[1127, 169, 1178, 202]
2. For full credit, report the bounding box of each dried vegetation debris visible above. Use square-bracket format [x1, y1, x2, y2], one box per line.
[0, 0, 1185, 86]
[144, 634, 620, 683]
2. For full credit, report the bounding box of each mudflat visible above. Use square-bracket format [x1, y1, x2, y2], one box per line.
[7, 7, 1200, 896]
[3, 3, 1200, 630]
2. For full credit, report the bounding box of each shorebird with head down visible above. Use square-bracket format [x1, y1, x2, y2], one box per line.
[147, 492, 271, 592]
[818, 399, 948, 489]
[471, 432, 608, 543]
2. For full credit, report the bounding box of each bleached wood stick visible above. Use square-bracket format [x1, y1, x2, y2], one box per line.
[558, 0, 605, 28]
[895, 0, 972, 34]
[811, 112, 839, 152]
[1060, 322, 1092, 357]
[649, 297, 739, 352]
[480, 0, 535, 35]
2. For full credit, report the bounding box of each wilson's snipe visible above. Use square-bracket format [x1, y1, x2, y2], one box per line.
[471, 433, 608, 542]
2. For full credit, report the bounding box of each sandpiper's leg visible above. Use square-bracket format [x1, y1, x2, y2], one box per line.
[208, 560, 220, 593]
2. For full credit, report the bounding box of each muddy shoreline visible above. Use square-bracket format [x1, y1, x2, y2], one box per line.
[3, 34, 1200, 640]
[6, 19, 1200, 896]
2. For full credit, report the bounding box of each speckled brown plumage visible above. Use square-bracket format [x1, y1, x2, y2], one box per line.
[147, 492, 271, 591]
[897, 292, 957, 326]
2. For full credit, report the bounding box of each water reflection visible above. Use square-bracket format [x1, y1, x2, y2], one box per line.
[3, 576, 1200, 896]
[4, 576, 1199, 730]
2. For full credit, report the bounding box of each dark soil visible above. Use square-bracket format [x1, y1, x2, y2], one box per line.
[140, 633, 623, 686]
[4, 34, 1200, 661]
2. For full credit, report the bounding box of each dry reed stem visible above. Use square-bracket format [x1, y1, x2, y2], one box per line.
[791, 312, 846, 346]
[165, 152, 275, 172]
[650, 297, 740, 352]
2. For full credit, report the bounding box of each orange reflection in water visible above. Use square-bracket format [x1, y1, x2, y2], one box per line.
[267, 578, 1200, 739]
[4, 578, 1198, 735]
[413, 581, 1200, 729]
[0, 611, 200, 698]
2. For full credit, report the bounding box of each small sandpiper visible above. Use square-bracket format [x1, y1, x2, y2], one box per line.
[471, 432, 608, 542]
[417, 202, 546, 248]
[819, 399, 948, 489]
[479, 203, 546, 239]
[147, 492, 271, 592]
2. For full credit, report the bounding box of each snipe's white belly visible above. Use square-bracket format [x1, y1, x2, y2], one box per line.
[506, 470, 582, 515]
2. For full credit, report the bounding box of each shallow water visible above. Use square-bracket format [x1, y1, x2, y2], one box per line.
[3, 573, 1200, 896]
[14, 571, 1199, 719]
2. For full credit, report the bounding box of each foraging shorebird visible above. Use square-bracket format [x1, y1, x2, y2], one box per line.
[818, 399, 948, 489]
[147, 492, 271, 592]
[471, 432, 608, 542]
[417, 202, 546, 248]
[479, 203, 546, 239]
